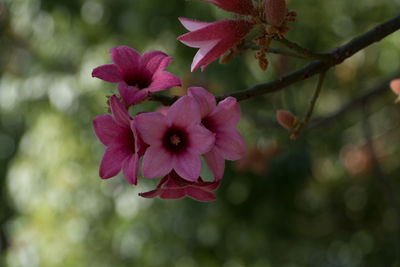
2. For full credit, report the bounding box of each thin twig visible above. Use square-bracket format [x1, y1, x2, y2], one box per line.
[292, 71, 326, 138]
[275, 37, 330, 61]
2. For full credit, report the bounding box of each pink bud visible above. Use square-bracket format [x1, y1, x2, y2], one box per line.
[263, 0, 287, 27]
[390, 79, 400, 95]
[276, 110, 296, 130]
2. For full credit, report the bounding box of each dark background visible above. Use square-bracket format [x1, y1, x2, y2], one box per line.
[0, 0, 400, 266]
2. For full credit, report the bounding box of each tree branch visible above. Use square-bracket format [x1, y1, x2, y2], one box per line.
[148, 14, 400, 105]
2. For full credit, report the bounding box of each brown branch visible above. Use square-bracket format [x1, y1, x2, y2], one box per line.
[148, 14, 400, 105]
[275, 37, 330, 61]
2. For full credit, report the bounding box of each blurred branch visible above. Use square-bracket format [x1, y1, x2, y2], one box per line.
[308, 72, 400, 129]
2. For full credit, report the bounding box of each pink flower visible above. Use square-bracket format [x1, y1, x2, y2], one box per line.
[92, 95, 146, 184]
[188, 87, 246, 180]
[139, 171, 219, 202]
[92, 46, 181, 105]
[134, 96, 215, 181]
[201, 0, 255, 16]
[177, 18, 253, 72]
[390, 79, 400, 95]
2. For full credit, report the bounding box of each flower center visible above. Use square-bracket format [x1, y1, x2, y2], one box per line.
[170, 134, 181, 146]
[201, 117, 215, 132]
[124, 74, 151, 89]
[163, 127, 188, 153]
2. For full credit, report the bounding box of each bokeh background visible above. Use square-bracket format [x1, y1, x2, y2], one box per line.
[1, 0, 400, 266]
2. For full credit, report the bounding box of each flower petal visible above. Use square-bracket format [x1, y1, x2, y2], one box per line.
[118, 82, 148, 105]
[186, 187, 216, 202]
[188, 87, 216, 118]
[93, 115, 125, 146]
[141, 146, 173, 178]
[174, 151, 201, 181]
[215, 129, 246, 160]
[134, 112, 168, 146]
[201, 0, 255, 16]
[167, 96, 201, 128]
[139, 189, 161, 198]
[160, 188, 186, 199]
[147, 71, 181, 92]
[140, 50, 172, 74]
[178, 17, 212, 31]
[178, 19, 253, 72]
[109, 95, 131, 127]
[99, 145, 130, 179]
[187, 124, 215, 154]
[209, 96, 240, 129]
[92, 64, 122, 83]
[122, 154, 139, 185]
[110, 46, 140, 76]
[204, 148, 225, 180]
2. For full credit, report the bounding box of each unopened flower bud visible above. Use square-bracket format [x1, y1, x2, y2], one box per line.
[263, 0, 287, 27]
[276, 110, 297, 130]
[390, 79, 400, 103]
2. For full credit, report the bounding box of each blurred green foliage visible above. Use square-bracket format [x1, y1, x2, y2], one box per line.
[0, 0, 400, 266]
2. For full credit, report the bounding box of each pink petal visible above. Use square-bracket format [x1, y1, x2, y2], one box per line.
[209, 96, 240, 129]
[215, 129, 246, 160]
[174, 151, 201, 181]
[196, 180, 220, 191]
[92, 64, 122, 83]
[201, 0, 255, 16]
[147, 71, 181, 92]
[109, 95, 131, 127]
[167, 96, 201, 128]
[134, 112, 168, 146]
[93, 115, 125, 146]
[139, 176, 169, 198]
[131, 120, 147, 156]
[178, 17, 212, 31]
[204, 148, 225, 180]
[186, 187, 216, 202]
[390, 79, 400, 95]
[141, 146, 173, 178]
[140, 50, 172, 74]
[187, 124, 215, 154]
[159, 188, 186, 199]
[178, 19, 253, 72]
[110, 46, 140, 76]
[122, 154, 139, 185]
[117, 83, 148, 105]
[99, 145, 130, 179]
[188, 87, 216, 118]
[139, 189, 161, 198]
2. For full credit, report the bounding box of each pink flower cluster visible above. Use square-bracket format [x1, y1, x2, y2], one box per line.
[92, 46, 245, 201]
[178, 0, 255, 72]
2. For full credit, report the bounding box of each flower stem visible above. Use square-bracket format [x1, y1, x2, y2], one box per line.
[276, 37, 330, 61]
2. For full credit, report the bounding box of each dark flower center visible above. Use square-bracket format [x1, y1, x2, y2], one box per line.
[163, 127, 188, 154]
[201, 117, 215, 132]
[124, 74, 152, 89]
